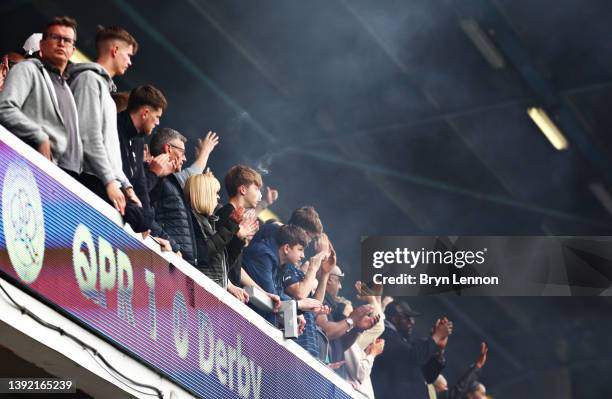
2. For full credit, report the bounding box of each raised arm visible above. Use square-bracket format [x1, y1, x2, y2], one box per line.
[284, 252, 325, 299]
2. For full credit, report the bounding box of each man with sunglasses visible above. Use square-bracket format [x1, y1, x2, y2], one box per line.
[0, 16, 82, 177]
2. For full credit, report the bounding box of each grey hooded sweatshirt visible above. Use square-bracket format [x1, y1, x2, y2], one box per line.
[67, 62, 131, 189]
[0, 58, 82, 169]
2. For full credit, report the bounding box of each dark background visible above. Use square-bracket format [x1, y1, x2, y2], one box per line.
[2, 1, 612, 397]
[402, 296, 612, 399]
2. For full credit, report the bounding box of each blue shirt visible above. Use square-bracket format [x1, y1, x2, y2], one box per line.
[279, 263, 320, 359]
[243, 223, 281, 323]
[243, 223, 280, 295]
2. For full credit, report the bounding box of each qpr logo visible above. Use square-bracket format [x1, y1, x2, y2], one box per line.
[2, 163, 45, 284]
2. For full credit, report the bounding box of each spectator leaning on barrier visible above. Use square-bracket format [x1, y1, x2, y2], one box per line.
[276, 225, 336, 357]
[274, 225, 308, 303]
[116, 85, 176, 246]
[0, 16, 82, 175]
[184, 171, 256, 303]
[214, 165, 279, 306]
[148, 128, 195, 260]
[243, 206, 325, 316]
[68, 25, 142, 224]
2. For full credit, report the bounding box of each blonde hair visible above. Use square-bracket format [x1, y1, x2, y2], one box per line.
[184, 174, 220, 216]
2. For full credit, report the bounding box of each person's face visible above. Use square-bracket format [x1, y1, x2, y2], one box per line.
[240, 183, 262, 209]
[393, 313, 416, 338]
[283, 244, 305, 266]
[39, 25, 75, 70]
[141, 107, 162, 135]
[166, 139, 186, 172]
[113, 42, 133, 76]
[326, 274, 343, 297]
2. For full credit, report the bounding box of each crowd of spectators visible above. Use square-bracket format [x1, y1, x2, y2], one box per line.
[0, 16, 492, 398]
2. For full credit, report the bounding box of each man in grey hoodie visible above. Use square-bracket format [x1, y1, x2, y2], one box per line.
[68, 25, 140, 217]
[0, 16, 82, 175]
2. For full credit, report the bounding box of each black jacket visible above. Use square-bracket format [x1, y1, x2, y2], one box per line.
[149, 173, 197, 264]
[116, 111, 157, 234]
[371, 321, 445, 399]
[437, 364, 481, 399]
[215, 203, 246, 285]
[192, 212, 240, 287]
[117, 111, 143, 186]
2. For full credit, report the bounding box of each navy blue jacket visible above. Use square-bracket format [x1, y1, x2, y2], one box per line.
[149, 173, 197, 265]
[242, 222, 280, 294]
[242, 222, 282, 323]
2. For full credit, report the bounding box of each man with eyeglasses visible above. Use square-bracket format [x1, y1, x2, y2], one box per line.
[310, 265, 381, 377]
[0, 16, 82, 177]
[147, 128, 196, 261]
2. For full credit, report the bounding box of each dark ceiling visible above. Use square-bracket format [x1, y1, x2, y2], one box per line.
[2, 1, 612, 398]
[4, 0, 612, 273]
[409, 296, 612, 398]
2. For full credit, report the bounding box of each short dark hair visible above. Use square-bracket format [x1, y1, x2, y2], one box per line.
[224, 165, 263, 197]
[288, 206, 323, 236]
[277, 225, 309, 248]
[127, 85, 167, 113]
[44, 16, 78, 41]
[467, 381, 483, 393]
[111, 91, 130, 112]
[149, 128, 186, 156]
[95, 25, 138, 54]
[385, 301, 420, 321]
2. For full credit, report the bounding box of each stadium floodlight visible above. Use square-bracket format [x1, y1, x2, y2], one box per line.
[527, 107, 569, 150]
[460, 18, 506, 69]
